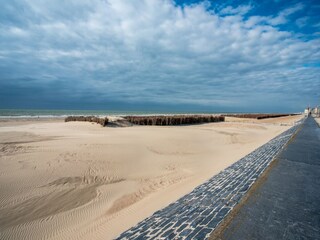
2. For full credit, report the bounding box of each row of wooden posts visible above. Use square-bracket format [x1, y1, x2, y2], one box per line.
[223, 114, 295, 120]
[123, 115, 225, 125]
[64, 113, 294, 126]
[65, 115, 225, 126]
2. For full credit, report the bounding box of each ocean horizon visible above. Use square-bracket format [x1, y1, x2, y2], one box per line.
[0, 109, 301, 118]
[0, 109, 220, 118]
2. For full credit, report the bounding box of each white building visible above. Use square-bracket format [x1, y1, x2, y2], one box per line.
[313, 106, 320, 117]
[304, 108, 310, 116]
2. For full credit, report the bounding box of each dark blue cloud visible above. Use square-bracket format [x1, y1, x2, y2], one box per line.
[0, 0, 319, 112]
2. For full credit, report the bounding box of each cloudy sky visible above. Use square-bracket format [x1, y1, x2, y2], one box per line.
[0, 0, 319, 112]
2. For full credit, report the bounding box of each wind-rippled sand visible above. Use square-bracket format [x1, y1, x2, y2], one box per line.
[0, 115, 302, 240]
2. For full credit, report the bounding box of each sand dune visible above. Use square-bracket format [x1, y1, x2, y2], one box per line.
[0, 115, 303, 240]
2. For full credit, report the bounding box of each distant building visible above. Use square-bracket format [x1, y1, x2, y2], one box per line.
[313, 106, 320, 117]
[304, 107, 311, 116]
[306, 106, 320, 117]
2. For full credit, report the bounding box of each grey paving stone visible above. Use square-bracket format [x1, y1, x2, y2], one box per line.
[194, 227, 213, 239]
[180, 228, 192, 237]
[217, 117, 320, 240]
[116, 119, 304, 240]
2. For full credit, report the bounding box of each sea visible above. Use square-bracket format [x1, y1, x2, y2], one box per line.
[0, 109, 226, 119]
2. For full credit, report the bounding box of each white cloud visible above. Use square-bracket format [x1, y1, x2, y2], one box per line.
[268, 3, 304, 25]
[0, 0, 319, 110]
[244, 3, 305, 27]
[295, 17, 309, 28]
[281, 3, 304, 16]
[220, 5, 252, 15]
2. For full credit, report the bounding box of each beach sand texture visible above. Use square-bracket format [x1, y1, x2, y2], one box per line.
[0, 115, 302, 240]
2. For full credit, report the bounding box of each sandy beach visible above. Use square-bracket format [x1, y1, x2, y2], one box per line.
[0, 115, 303, 240]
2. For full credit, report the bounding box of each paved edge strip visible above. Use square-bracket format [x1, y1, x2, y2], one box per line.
[116, 119, 305, 240]
[208, 126, 303, 240]
[210, 116, 319, 240]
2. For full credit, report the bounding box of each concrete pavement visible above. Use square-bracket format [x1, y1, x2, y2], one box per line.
[212, 117, 320, 240]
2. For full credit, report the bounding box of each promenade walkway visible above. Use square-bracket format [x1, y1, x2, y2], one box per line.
[116, 119, 303, 239]
[212, 117, 320, 240]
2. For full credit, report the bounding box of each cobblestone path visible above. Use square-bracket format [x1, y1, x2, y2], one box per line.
[215, 117, 320, 240]
[116, 121, 303, 240]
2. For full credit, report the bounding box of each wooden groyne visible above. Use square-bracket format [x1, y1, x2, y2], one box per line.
[64, 113, 296, 126]
[223, 114, 297, 120]
[123, 115, 225, 126]
[65, 116, 108, 126]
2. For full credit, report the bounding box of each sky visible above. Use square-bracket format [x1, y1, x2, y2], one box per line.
[0, 0, 319, 113]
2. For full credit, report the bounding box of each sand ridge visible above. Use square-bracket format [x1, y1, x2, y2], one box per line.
[0, 115, 303, 239]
